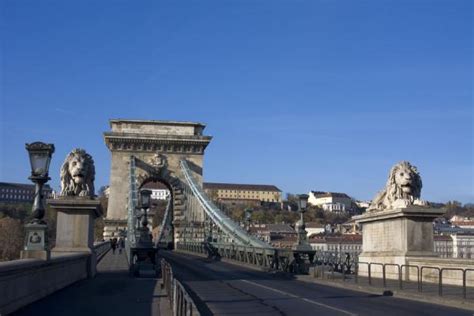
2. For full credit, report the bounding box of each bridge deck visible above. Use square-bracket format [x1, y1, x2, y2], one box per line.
[13, 250, 167, 316]
[162, 251, 472, 316]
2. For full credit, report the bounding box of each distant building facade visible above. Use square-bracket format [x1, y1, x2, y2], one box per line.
[0, 182, 53, 204]
[103, 184, 170, 201]
[305, 222, 325, 237]
[433, 235, 453, 258]
[450, 215, 474, 229]
[149, 189, 170, 200]
[309, 234, 363, 257]
[307, 232, 458, 258]
[308, 191, 352, 213]
[203, 182, 282, 206]
[451, 234, 474, 259]
[252, 223, 296, 245]
[140, 181, 171, 201]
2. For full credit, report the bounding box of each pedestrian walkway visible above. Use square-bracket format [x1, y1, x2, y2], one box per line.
[13, 250, 170, 316]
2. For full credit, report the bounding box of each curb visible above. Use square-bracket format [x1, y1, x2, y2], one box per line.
[295, 275, 474, 312]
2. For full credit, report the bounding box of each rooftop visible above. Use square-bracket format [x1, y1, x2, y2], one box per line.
[0, 182, 52, 190]
[109, 119, 206, 128]
[306, 222, 325, 228]
[434, 235, 452, 241]
[311, 191, 351, 199]
[204, 182, 281, 192]
[309, 234, 362, 243]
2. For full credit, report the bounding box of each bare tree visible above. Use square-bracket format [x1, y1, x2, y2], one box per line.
[0, 217, 24, 261]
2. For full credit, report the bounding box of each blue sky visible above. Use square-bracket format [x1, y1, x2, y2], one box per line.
[1, 0, 472, 203]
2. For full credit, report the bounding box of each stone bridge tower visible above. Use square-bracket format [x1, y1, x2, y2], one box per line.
[103, 119, 212, 242]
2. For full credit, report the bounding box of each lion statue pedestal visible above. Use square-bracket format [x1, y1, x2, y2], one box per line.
[47, 148, 102, 277]
[354, 206, 444, 279]
[353, 161, 445, 280]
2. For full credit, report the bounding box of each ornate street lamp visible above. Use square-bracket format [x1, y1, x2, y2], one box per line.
[298, 194, 309, 213]
[130, 189, 155, 277]
[245, 208, 253, 233]
[293, 194, 312, 251]
[25, 142, 55, 224]
[21, 142, 54, 260]
[140, 189, 152, 229]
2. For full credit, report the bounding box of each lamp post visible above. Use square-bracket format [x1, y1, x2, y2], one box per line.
[129, 189, 156, 277]
[245, 208, 253, 233]
[26, 142, 55, 224]
[133, 189, 153, 247]
[140, 189, 152, 230]
[293, 194, 312, 251]
[21, 142, 55, 260]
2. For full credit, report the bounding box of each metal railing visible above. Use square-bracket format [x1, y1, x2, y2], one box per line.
[93, 241, 111, 262]
[161, 259, 200, 316]
[177, 241, 311, 273]
[312, 256, 473, 300]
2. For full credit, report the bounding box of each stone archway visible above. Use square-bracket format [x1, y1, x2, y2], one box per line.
[134, 156, 184, 246]
[102, 119, 212, 246]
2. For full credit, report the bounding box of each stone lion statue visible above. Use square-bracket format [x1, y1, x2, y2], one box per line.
[60, 148, 95, 197]
[367, 161, 427, 212]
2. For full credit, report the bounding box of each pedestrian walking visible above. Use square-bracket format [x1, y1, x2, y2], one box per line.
[111, 237, 117, 254]
[118, 237, 124, 254]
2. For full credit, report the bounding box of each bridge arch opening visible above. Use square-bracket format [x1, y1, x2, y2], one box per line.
[135, 168, 184, 249]
[139, 179, 172, 244]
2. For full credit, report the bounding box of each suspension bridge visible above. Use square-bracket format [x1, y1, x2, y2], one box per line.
[1, 120, 472, 316]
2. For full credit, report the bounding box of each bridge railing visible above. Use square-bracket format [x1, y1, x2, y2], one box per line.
[161, 259, 200, 316]
[177, 241, 296, 272]
[94, 240, 111, 262]
[311, 255, 474, 300]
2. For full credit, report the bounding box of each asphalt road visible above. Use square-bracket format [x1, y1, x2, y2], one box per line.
[161, 251, 473, 316]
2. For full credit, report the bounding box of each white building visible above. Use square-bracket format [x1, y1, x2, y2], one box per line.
[149, 189, 170, 200]
[450, 215, 474, 229]
[355, 200, 370, 209]
[305, 222, 325, 237]
[308, 191, 353, 213]
[451, 234, 474, 259]
[309, 234, 362, 257]
[433, 235, 453, 258]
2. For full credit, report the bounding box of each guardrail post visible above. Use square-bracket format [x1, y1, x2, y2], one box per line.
[382, 265, 386, 288]
[463, 270, 467, 299]
[439, 269, 443, 297]
[417, 266, 421, 292]
[355, 264, 358, 284]
[173, 279, 177, 316]
[368, 263, 372, 286]
[398, 265, 402, 290]
[420, 267, 424, 293]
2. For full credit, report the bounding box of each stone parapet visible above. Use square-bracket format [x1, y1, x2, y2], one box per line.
[407, 257, 474, 286]
[0, 253, 90, 315]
